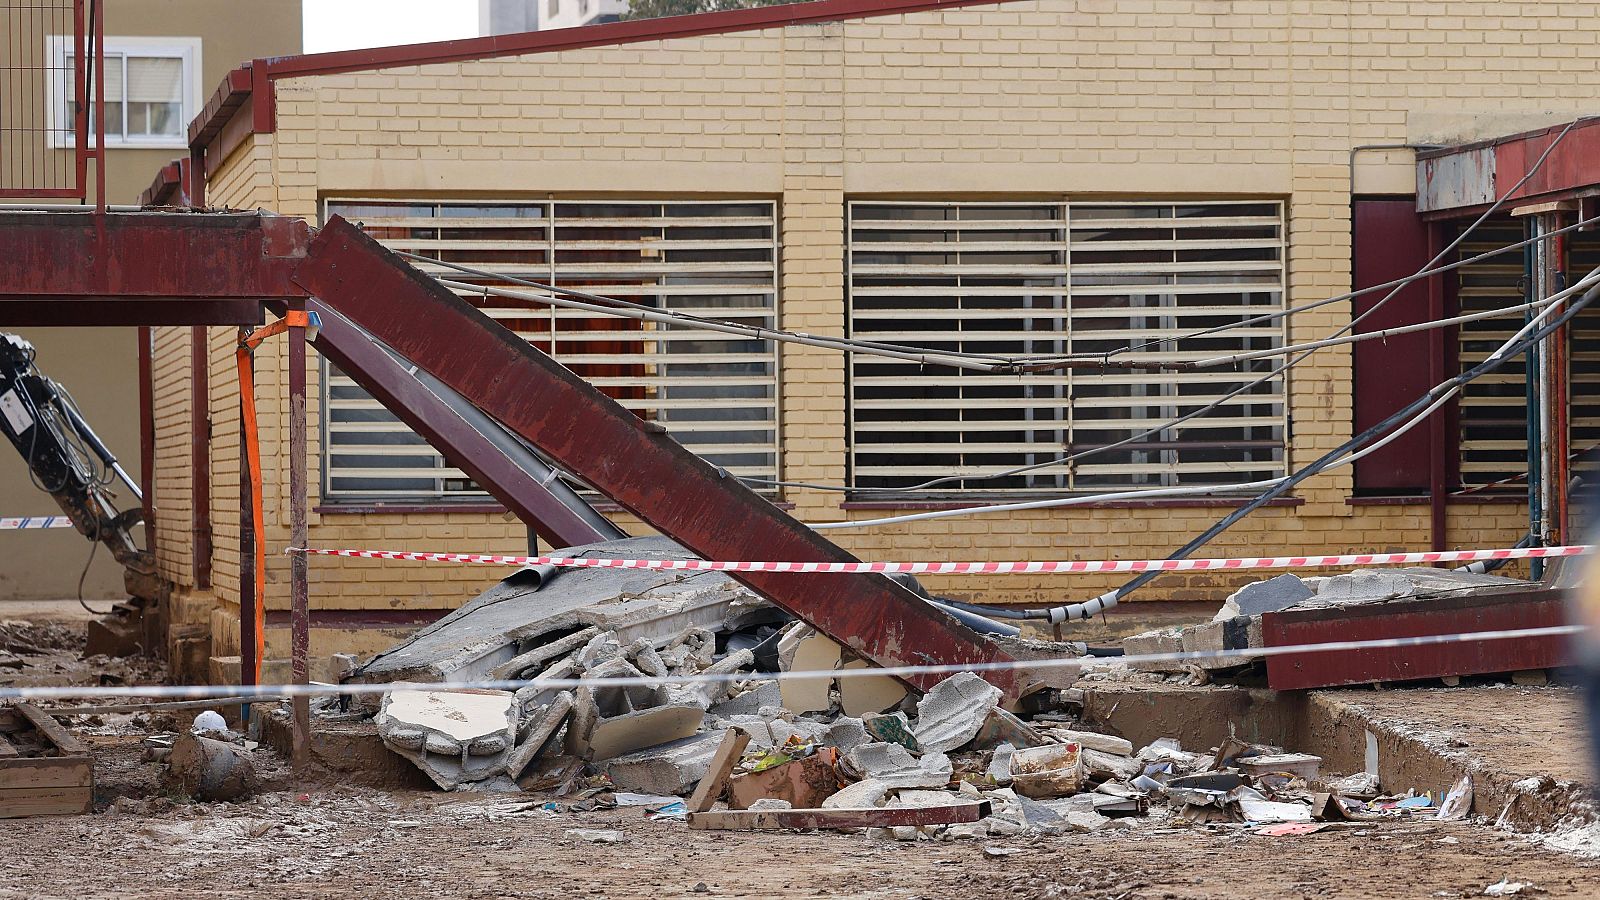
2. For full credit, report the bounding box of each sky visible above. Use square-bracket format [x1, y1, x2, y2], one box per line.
[303, 0, 482, 54]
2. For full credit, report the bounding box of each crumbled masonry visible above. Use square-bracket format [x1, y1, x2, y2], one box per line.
[329, 563, 1531, 838]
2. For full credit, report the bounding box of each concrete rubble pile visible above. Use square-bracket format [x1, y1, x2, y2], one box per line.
[1120, 566, 1529, 677]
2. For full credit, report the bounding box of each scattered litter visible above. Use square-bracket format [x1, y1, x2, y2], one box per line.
[1483, 878, 1533, 896]
[1437, 775, 1472, 821]
[565, 828, 627, 844]
[1253, 822, 1329, 836]
[982, 845, 1024, 857]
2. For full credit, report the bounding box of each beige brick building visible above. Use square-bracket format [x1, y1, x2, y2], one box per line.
[154, 0, 1600, 671]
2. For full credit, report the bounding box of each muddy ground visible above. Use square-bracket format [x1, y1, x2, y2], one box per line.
[2, 607, 1599, 900]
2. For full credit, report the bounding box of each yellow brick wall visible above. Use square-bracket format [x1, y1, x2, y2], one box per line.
[165, 0, 1598, 660]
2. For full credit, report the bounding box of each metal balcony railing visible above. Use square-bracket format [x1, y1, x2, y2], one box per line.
[0, 0, 102, 202]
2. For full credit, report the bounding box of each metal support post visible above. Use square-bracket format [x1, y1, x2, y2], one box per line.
[288, 301, 310, 766]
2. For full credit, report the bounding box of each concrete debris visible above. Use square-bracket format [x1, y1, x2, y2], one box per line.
[604, 733, 723, 796]
[913, 673, 1003, 754]
[836, 656, 910, 716]
[376, 690, 519, 790]
[565, 828, 626, 844]
[1213, 573, 1313, 621]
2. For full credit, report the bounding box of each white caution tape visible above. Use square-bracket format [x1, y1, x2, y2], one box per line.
[0, 516, 74, 530]
[0, 623, 1581, 703]
[286, 543, 1594, 575]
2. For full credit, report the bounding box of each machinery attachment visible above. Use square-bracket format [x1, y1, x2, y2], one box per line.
[0, 333, 153, 576]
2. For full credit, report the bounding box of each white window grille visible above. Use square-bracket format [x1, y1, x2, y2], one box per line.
[321, 199, 779, 502]
[48, 35, 200, 148]
[847, 200, 1286, 494]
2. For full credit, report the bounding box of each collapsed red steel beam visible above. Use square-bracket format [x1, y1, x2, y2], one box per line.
[291, 217, 1022, 696]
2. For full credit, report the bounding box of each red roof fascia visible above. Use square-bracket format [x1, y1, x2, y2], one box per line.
[186, 0, 1006, 155]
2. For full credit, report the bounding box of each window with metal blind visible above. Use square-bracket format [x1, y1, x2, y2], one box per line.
[1454, 221, 1600, 491]
[49, 35, 199, 148]
[847, 201, 1286, 494]
[320, 199, 779, 502]
[1455, 221, 1533, 489]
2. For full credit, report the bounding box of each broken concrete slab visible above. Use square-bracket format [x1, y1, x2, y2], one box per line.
[588, 703, 705, 762]
[709, 680, 781, 718]
[823, 778, 890, 809]
[489, 626, 602, 681]
[914, 673, 1003, 754]
[1214, 573, 1314, 621]
[1048, 729, 1133, 756]
[1121, 628, 1185, 673]
[1179, 616, 1264, 670]
[1313, 571, 1416, 605]
[845, 742, 952, 790]
[822, 717, 868, 754]
[376, 689, 519, 790]
[350, 537, 771, 687]
[504, 691, 573, 780]
[603, 732, 723, 796]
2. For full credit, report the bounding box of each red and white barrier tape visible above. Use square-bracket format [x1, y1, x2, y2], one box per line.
[0, 516, 73, 530]
[287, 543, 1593, 575]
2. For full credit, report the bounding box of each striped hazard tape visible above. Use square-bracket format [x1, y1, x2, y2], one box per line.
[288, 543, 1593, 575]
[0, 516, 74, 530]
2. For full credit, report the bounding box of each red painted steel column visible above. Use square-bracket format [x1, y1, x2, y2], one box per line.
[288, 302, 311, 766]
[1427, 224, 1448, 552]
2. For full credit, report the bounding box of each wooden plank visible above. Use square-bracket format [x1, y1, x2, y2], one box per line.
[0, 785, 93, 818]
[686, 728, 751, 814]
[0, 757, 94, 790]
[13, 704, 88, 756]
[688, 800, 991, 831]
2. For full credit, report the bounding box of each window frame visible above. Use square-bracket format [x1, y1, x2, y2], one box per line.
[317, 196, 783, 505]
[45, 34, 201, 150]
[845, 197, 1290, 498]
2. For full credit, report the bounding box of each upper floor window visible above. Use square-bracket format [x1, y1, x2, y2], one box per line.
[47, 35, 200, 149]
[848, 200, 1287, 495]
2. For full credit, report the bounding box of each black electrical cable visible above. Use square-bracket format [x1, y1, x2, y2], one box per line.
[939, 277, 1600, 622]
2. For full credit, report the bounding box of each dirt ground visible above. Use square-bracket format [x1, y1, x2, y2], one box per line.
[3, 608, 1600, 900]
[1, 777, 1597, 900]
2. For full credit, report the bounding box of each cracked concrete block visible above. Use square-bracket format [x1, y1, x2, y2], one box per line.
[588, 703, 705, 762]
[671, 649, 755, 710]
[823, 778, 890, 809]
[1121, 629, 1185, 673]
[1315, 571, 1416, 605]
[1050, 730, 1133, 757]
[709, 680, 780, 718]
[1180, 617, 1264, 670]
[603, 733, 723, 796]
[376, 689, 518, 790]
[823, 717, 868, 754]
[715, 715, 777, 749]
[504, 691, 573, 780]
[777, 627, 841, 714]
[1213, 573, 1314, 621]
[913, 673, 1002, 754]
[837, 658, 908, 717]
[845, 742, 952, 790]
[563, 685, 600, 759]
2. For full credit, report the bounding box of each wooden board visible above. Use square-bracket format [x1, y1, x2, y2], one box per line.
[15, 704, 88, 755]
[686, 728, 750, 813]
[0, 705, 94, 819]
[688, 800, 991, 831]
[0, 785, 93, 818]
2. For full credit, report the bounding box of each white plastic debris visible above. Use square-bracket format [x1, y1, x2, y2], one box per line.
[192, 710, 228, 733]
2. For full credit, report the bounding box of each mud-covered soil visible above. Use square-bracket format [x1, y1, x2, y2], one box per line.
[0, 777, 1596, 900]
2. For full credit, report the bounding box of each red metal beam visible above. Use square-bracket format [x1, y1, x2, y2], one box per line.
[307, 299, 624, 548]
[0, 299, 264, 327]
[0, 211, 309, 309]
[291, 218, 1021, 696]
[1261, 588, 1569, 690]
[1419, 118, 1600, 217]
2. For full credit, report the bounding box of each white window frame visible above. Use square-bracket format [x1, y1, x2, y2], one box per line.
[45, 34, 201, 150]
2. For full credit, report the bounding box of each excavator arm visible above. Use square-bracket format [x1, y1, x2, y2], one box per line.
[0, 333, 153, 578]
